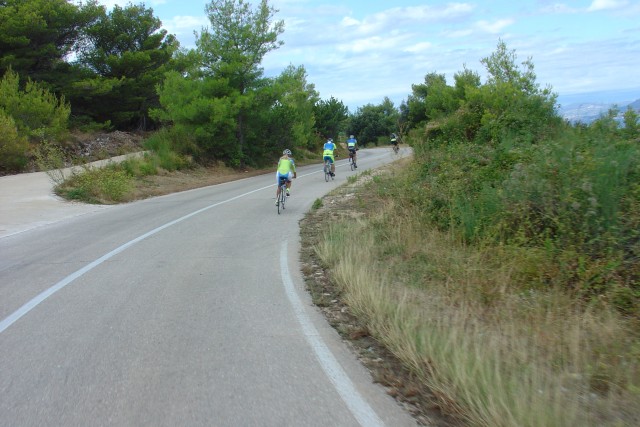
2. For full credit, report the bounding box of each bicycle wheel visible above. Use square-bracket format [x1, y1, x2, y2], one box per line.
[277, 189, 282, 214]
[280, 185, 286, 211]
[350, 156, 354, 171]
[324, 162, 330, 182]
[277, 180, 285, 214]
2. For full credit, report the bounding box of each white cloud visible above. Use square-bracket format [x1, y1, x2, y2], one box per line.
[164, 15, 209, 32]
[337, 35, 400, 54]
[475, 18, 515, 34]
[404, 42, 433, 53]
[341, 16, 360, 27]
[443, 28, 474, 38]
[587, 0, 629, 11]
[334, 3, 476, 37]
[539, 3, 580, 14]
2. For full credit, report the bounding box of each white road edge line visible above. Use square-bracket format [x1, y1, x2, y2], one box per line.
[279, 240, 385, 427]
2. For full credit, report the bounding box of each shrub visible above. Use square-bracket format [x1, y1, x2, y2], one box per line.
[0, 69, 70, 142]
[0, 111, 29, 173]
[33, 139, 67, 184]
[57, 166, 133, 203]
[144, 128, 194, 171]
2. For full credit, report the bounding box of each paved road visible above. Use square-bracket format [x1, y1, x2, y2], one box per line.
[0, 153, 145, 239]
[0, 149, 417, 427]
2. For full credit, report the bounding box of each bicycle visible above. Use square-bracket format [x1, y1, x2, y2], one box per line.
[348, 149, 357, 171]
[392, 143, 399, 155]
[277, 177, 287, 214]
[324, 159, 333, 182]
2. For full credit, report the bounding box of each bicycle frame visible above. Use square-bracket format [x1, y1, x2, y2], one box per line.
[324, 160, 332, 181]
[277, 177, 287, 213]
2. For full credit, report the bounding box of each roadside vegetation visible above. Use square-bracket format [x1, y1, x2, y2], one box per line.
[3, 1, 640, 426]
[0, 0, 397, 178]
[309, 42, 640, 426]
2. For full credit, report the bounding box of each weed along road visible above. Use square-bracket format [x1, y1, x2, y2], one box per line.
[0, 148, 417, 427]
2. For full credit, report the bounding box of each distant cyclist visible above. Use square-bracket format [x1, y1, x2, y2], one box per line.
[323, 138, 337, 177]
[346, 134, 358, 168]
[390, 133, 399, 153]
[275, 149, 296, 205]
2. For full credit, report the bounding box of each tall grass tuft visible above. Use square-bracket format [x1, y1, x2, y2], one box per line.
[57, 164, 133, 203]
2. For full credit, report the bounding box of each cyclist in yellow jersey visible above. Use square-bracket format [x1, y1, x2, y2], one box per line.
[322, 138, 337, 177]
[276, 149, 296, 205]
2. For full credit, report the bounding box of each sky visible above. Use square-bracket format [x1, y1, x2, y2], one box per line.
[95, 0, 640, 111]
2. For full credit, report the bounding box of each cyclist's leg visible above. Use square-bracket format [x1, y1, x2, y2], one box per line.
[276, 173, 285, 204]
[330, 156, 335, 174]
[286, 172, 292, 194]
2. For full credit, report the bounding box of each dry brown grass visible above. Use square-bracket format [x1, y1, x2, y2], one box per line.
[301, 164, 640, 427]
[128, 164, 272, 200]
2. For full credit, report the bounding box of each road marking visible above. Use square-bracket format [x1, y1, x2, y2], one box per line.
[0, 152, 392, 334]
[0, 183, 274, 334]
[279, 240, 385, 427]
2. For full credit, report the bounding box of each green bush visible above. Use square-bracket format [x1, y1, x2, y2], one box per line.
[0, 111, 29, 173]
[144, 128, 194, 171]
[409, 120, 640, 312]
[58, 166, 133, 203]
[0, 69, 70, 142]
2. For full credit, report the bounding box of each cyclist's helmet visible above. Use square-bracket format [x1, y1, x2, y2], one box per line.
[350, 135, 354, 138]
[283, 149, 292, 156]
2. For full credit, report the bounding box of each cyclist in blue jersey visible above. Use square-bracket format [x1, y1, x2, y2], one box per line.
[323, 138, 337, 177]
[346, 134, 357, 168]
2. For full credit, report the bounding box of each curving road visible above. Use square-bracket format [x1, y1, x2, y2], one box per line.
[0, 148, 417, 427]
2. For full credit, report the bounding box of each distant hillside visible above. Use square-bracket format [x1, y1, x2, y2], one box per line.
[560, 98, 640, 124]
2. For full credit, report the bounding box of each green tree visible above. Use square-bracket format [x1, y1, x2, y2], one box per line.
[72, 3, 180, 129]
[0, 110, 29, 173]
[314, 96, 349, 141]
[623, 107, 639, 140]
[0, 0, 102, 84]
[349, 103, 389, 146]
[453, 67, 481, 100]
[196, 0, 284, 165]
[406, 72, 458, 127]
[269, 65, 318, 151]
[379, 96, 400, 136]
[0, 68, 70, 141]
[151, 70, 238, 162]
[476, 39, 559, 144]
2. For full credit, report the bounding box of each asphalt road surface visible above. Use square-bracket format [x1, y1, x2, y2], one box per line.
[0, 148, 417, 427]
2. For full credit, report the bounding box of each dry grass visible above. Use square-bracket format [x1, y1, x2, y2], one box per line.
[309, 167, 640, 427]
[127, 164, 272, 199]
